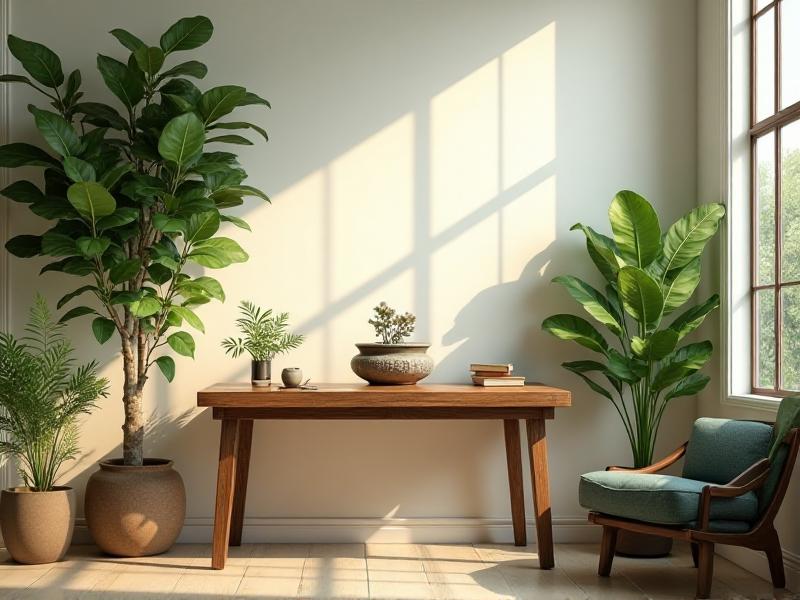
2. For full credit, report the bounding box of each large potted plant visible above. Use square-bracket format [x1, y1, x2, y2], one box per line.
[0, 16, 269, 556]
[542, 190, 725, 556]
[0, 295, 108, 564]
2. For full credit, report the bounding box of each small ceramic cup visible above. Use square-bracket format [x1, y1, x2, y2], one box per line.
[281, 368, 303, 388]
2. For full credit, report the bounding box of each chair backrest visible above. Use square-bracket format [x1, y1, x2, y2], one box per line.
[682, 418, 773, 485]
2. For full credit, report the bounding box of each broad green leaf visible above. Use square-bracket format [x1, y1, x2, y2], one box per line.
[169, 305, 204, 332]
[97, 207, 138, 230]
[110, 290, 144, 305]
[92, 316, 116, 344]
[178, 275, 225, 301]
[130, 296, 161, 317]
[167, 331, 195, 357]
[1, 180, 44, 203]
[218, 184, 270, 202]
[30, 197, 78, 220]
[147, 263, 173, 284]
[158, 112, 205, 165]
[96, 54, 144, 108]
[40, 257, 93, 276]
[158, 60, 207, 81]
[199, 85, 246, 124]
[563, 367, 615, 402]
[552, 275, 622, 335]
[133, 46, 165, 75]
[155, 355, 176, 381]
[185, 210, 219, 242]
[76, 236, 110, 258]
[63, 157, 96, 182]
[7, 35, 63, 87]
[182, 295, 210, 308]
[570, 223, 623, 282]
[672, 341, 713, 370]
[668, 294, 720, 340]
[160, 16, 214, 54]
[606, 348, 647, 383]
[73, 102, 128, 130]
[609, 190, 661, 267]
[110, 28, 145, 51]
[100, 163, 134, 189]
[617, 266, 664, 325]
[664, 372, 711, 402]
[541, 314, 608, 354]
[31, 108, 81, 156]
[0, 142, 59, 167]
[662, 258, 701, 315]
[239, 90, 271, 108]
[220, 214, 251, 231]
[188, 237, 248, 268]
[109, 258, 141, 284]
[206, 134, 252, 145]
[5, 234, 41, 257]
[41, 232, 77, 256]
[57, 285, 97, 309]
[58, 305, 96, 323]
[152, 213, 185, 233]
[0, 74, 34, 84]
[661, 203, 726, 275]
[651, 341, 713, 392]
[209, 120, 268, 142]
[63, 69, 81, 105]
[67, 181, 116, 221]
[631, 329, 679, 361]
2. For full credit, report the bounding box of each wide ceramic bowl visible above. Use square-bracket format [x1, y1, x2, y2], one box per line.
[350, 343, 434, 385]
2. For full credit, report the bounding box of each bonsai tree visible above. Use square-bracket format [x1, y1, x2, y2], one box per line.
[542, 191, 725, 468]
[368, 301, 416, 343]
[0, 295, 109, 490]
[221, 300, 304, 361]
[0, 16, 269, 465]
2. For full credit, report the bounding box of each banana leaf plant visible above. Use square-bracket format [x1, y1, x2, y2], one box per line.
[0, 16, 270, 465]
[542, 191, 725, 468]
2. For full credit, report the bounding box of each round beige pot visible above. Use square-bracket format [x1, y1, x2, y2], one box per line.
[616, 529, 673, 557]
[351, 343, 434, 385]
[85, 458, 185, 557]
[0, 486, 75, 564]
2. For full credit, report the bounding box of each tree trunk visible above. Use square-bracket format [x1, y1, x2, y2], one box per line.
[121, 339, 144, 466]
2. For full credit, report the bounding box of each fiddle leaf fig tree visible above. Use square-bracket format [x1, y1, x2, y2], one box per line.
[542, 191, 725, 468]
[1, 16, 271, 466]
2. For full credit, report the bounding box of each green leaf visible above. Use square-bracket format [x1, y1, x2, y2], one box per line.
[63, 156, 96, 182]
[92, 316, 116, 344]
[206, 134, 252, 145]
[133, 46, 164, 75]
[110, 290, 144, 305]
[1, 180, 44, 203]
[74, 102, 128, 130]
[606, 349, 647, 383]
[562, 365, 615, 402]
[76, 236, 110, 258]
[5, 234, 41, 257]
[158, 112, 205, 165]
[39, 257, 93, 275]
[96, 207, 138, 230]
[130, 296, 161, 317]
[155, 355, 176, 381]
[96, 54, 144, 108]
[58, 305, 96, 323]
[664, 372, 711, 402]
[67, 181, 116, 221]
[99, 163, 134, 189]
[541, 314, 608, 354]
[109, 258, 141, 284]
[185, 210, 220, 242]
[608, 190, 662, 267]
[30, 107, 81, 157]
[651, 342, 713, 392]
[188, 237, 248, 268]
[7, 35, 64, 87]
[552, 275, 622, 335]
[199, 85, 246, 124]
[30, 197, 78, 220]
[220, 214, 251, 231]
[570, 223, 623, 282]
[178, 275, 225, 301]
[209, 120, 268, 142]
[661, 203, 726, 275]
[152, 213, 185, 233]
[0, 142, 59, 167]
[631, 329, 679, 361]
[672, 341, 714, 370]
[109, 28, 146, 51]
[41, 232, 77, 256]
[63, 69, 81, 105]
[158, 60, 207, 80]
[170, 305, 205, 332]
[669, 294, 720, 340]
[167, 331, 195, 357]
[662, 258, 701, 315]
[239, 90, 271, 108]
[617, 266, 664, 326]
[57, 284, 97, 309]
[147, 263, 173, 284]
[160, 15, 214, 54]
[0, 74, 34, 84]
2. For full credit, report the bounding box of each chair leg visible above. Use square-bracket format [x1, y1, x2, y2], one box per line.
[763, 528, 786, 589]
[696, 542, 714, 599]
[690, 543, 699, 568]
[598, 526, 618, 576]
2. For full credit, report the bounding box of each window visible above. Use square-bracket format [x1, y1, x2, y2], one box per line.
[751, 0, 800, 395]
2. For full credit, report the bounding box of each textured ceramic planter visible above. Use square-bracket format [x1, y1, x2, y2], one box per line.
[251, 359, 272, 386]
[85, 458, 185, 557]
[282, 367, 303, 388]
[616, 529, 673, 557]
[0, 486, 75, 564]
[350, 343, 434, 385]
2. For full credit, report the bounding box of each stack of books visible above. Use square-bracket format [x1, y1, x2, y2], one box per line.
[470, 363, 525, 387]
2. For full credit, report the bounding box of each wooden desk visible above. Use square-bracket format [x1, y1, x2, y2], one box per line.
[197, 383, 571, 570]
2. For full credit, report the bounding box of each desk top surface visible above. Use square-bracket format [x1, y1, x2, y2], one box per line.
[197, 382, 571, 408]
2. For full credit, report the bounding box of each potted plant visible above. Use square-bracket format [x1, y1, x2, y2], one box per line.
[222, 301, 304, 386]
[0, 16, 269, 556]
[351, 301, 433, 385]
[0, 295, 109, 564]
[542, 190, 725, 556]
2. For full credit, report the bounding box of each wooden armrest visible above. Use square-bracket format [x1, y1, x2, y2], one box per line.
[606, 442, 687, 474]
[696, 458, 771, 530]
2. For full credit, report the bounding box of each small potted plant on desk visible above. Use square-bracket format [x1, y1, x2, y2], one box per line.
[222, 301, 304, 386]
[0, 296, 108, 564]
[351, 302, 433, 385]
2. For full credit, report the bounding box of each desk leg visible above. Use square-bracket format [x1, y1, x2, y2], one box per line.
[503, 420, 527, 546]
[526, 418, 554, 569]
[212, 419, 239, 570]
[230, 419, 253, 546]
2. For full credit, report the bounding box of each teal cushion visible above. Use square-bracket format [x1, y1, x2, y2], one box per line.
[682, 418, 772, 484]
[579, 471, 758, 526]
[759, 443, 789, 513]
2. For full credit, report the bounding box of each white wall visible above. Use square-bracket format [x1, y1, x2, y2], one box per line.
[3, 0, 698, 543]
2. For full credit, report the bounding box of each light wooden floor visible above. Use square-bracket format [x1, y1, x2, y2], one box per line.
[0, 542, 795, 599]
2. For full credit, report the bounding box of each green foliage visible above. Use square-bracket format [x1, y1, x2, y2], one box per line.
[542, 190, 725, 468]
[0, 295, 109, 491]
[0, 16, 269, 465]
[368, 301, 417, 344]
[222, 301, 304, 361]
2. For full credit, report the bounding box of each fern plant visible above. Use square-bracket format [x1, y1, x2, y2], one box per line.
[222, 301, 303, 361]
[0, 295, 109, 491]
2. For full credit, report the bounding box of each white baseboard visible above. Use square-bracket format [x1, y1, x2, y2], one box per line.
[717, 545, 800, 592]
[71, 515, 600, 546]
